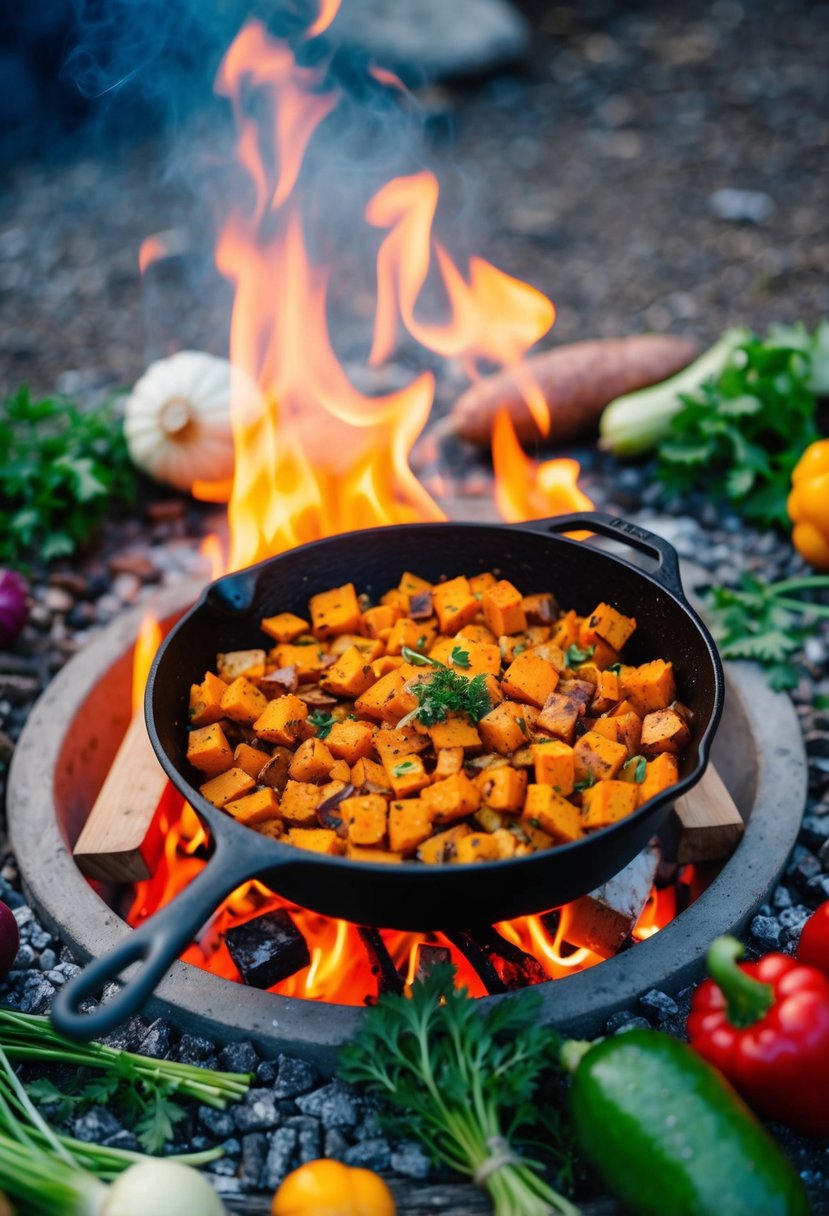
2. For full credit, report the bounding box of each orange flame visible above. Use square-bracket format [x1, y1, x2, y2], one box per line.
[131, 615, 161, 716]
[493, 409, 594, 524]
[199, 534, 227, 582]
[307, 0, 342, 38]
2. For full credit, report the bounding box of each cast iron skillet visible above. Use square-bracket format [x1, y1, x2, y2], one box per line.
[52, 512, 723, 1039]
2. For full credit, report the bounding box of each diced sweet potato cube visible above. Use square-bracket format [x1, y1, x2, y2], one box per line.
[501, 652, 560, 707]
[590, 711, 643, 758]
[530, 642, 566, 673]
[260, 612, 309, 643]
[233, 742, 273, 780]
[491, 828, 518, 858]
[581, 780, 638, 828]
[388, 799, 432, 855]
[361, 605, 398, 638]
[473, 804, 508, 832]
[374, 726, 430, 766]
[310, 583, 362, 639]
[482, 579, 526, 637]
[427, 717, 482, 751]
[432, 576, 480, 635]
[469, 571, 497, 595]
[478, 701, 531, 755]
[420, 771, 481, 825]
[289, 737, 336, 783]
[385, 618, 436, 656]
[285, 828, 343, 855]
[573, 730, 628, 783]
[254, 817, 284, 840]
[433, 747, 464, 779]
[188, 671, 229, 726]
[219, 676, 269, 724]
[584, 602, 637, 651]
[417, 823, 472, 864]
[341, 794, 388, 846]
[521, 785, 583, 843]
[591, 639, 622, 670]
[187, 723, 234, 776]
[522, 592, 558, 624]
[591, 669, 621, 713]
[557, 679, 595, 712]
[351, 756, 391, 793]
[354, 670, 408, 721]
[372, 655, 405, 678]
[328, 759, 351, 783]
[535, 692, 582, 745]
[271, 643, 327, 682]
[640, 709, 691, 756]
[474, 765, 527, 811]
[346, 845, 403, 864]
[428, 638, 501, 677]
[380, 588, 407, 614]
[517, 820, 557, 851]
[319, 646, 377, 699]
[619, 660, 677, 716]
[326, 719, 375, 765]
[380, 677, 419, 724]
[454, 833, 502, 863]
[399, 570, 433, 599]
[638, 753, 680, 804]
[278, 780, 321, 826]
[386, 753, 431, 798]
[200, 766, 255, 808]
[224, 787, 280, 826]
[254, 694, 309, 745]
[328, 633, 383, 661]
[458, 623, 497, 644]
[258, 746, 292, 792]
[216, 649, 266, 681]
[549, 610, 580, 649]
[531, 740, 575, 795]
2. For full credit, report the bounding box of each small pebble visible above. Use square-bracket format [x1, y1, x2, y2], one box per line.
[639, 989, 679, 1022]
[261, 1127, 298, 1190]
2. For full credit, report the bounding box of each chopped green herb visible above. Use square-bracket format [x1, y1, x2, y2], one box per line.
[401, 645, 443, 668]
[516, 717, 527, 734]
[607, 662, 623, 674]
[574, 773, 596, 792]
[307, 710, 336, 738]
[624, 755, 648, 783]
[392, 760, 416, 777]
[513, 642, 528, 656]
[564, 643, 595, 666]
[450, 645, 471, 668]
[416, 634, 427, 648]
[398, 668, 492, 729]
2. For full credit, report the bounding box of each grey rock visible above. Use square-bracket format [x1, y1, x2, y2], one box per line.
[261, 1127, 298, 1191]
[17, 972, 55, 1013]
[771, 884, 794, 911]
[296, 1081, 361, 1129]
[605, 1009, 645, 1034]
[274, 1054, 318, 1099]
[102, 1129, 141, 1153]
[639, 988, 679, 1022]
[13, 943, 36, 969]
[391, 1140, 432, 1180]
[750, 914, 782, 952]
[44, 969, 67, 987]
[344, 1137, 392, 1171]
[331, 0, 530, 83]
[256, 1060, 278, 1085]
[240, 1132, 269, 1192]
[820, 839, 829, 868]
[0, 877, 24, 909]
[210, 1177, 244, 1197]
[52, 961, 81, 981]
[234, 1088, 282, 1132]
[709, 187, 775, 224]
[218, 1040, 259, 1075]
[73, 1107, 123, 1143]
[99, 1016, 147, 1053]
[207, 1157, 241, 1180]
[37, 948, 57, 971]
[136, 1019, 175, 1059]
[806, 873, 829, 907]
[778, 904, 813, 932]
[616, 1016, 653, 1033]
[177, 1033, 216, 1066]
[324, 1128, 350, 1161]
[354, 1107, 385, 1141]
[286, 1115, 322, 1164]
[800, 815, 829, 852]
[199, 1106, 236, 1140]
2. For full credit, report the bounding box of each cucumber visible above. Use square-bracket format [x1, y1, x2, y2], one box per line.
[569, 1030, 811, 1216]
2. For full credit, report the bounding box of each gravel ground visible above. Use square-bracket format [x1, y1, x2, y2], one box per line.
[1, 0, 828, 1210]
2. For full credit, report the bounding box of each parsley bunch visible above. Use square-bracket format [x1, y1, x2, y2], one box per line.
[397, 657, 492, 729]
[0, 387, 139, 570]
[341, 965, 579, 1216]
[705, 573, 829, 690]
[657, 324, 828, 528]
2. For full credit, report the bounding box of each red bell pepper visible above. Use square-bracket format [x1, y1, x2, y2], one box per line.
[797, 900, 829, 979]
[687, 935, 829, 1138]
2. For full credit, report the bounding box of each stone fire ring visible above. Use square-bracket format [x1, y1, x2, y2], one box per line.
[9, 578, 806, 1071]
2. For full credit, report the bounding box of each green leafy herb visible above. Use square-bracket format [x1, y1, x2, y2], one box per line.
[401, 645, 443, 668]
[416, 634, 427, 648]
[0, 387, 139, 570]
[307, 710, 336, 738]
[606, 662, 623, 674]
[516, 717, 527, 734]
[513, 643, 528, 656]
[450, 645, 471, 668]
[392, 759, 416, 777]
[398, 667, 492, 729]
[704, 573, 829, 690]
[624, 755, 647, 783]
[564, 643, 595, 667]
[574, 772, 596, 792]
[656, 327, 825, 528]
[340, 965, 579, 1216]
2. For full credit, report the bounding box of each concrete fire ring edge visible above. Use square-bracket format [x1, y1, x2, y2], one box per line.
[8, 577, 807, 1071]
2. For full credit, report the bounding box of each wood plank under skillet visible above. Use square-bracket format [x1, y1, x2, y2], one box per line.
[224, 1181, 622, 1214]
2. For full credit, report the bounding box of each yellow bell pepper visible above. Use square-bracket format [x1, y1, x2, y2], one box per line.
[272, 1159, 396, 1216]
[788, 439, 829, 571]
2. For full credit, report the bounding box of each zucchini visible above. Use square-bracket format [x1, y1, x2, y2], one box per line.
[569, 1030, 811, 1216]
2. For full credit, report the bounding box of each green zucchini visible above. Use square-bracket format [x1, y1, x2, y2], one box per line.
[569, 1030, 811, 1216]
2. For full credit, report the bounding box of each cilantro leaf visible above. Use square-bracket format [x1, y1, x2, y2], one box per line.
[449, 645, 471, 668]
[307, 710, 336, 738]
[564, 643, 595, 666]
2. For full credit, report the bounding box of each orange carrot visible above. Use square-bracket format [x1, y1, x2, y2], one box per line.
[449, 334, 699, 447]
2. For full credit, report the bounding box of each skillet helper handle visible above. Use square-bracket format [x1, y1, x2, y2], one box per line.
[51, 834, 263, 1041]
[531, 510, 684, 598]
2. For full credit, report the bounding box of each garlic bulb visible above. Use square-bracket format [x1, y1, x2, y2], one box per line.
[124, 351, 244, 495]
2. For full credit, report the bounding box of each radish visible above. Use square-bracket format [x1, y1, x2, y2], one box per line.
[0, 903, 19, 982]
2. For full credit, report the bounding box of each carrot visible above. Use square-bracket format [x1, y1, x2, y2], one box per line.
[448, 334, 700, 447]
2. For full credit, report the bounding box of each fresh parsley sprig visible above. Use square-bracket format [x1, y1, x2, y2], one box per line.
[340, 965, 579, 1216]
[0, 387, 139, 570]
[657, 326, 826, 528]
[398, 667, 492, 729]
[705, 572, 829, 690]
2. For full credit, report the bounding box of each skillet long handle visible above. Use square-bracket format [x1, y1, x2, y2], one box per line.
[525, 510, 685, 599]
[51, 833, 264, 1041]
